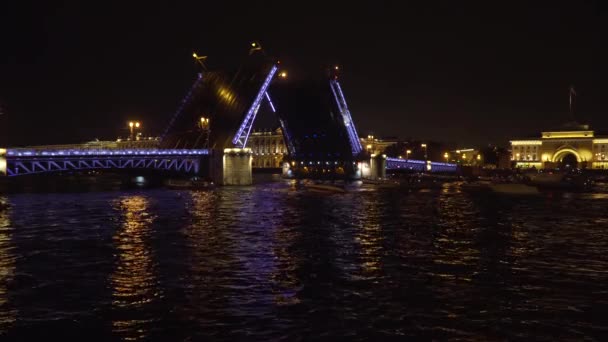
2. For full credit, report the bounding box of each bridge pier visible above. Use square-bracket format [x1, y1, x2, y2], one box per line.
[0, 149, 5, 176]
[369, 154, 386, 180]
[209, 148, 253, 185]
[360, 154, 386, 180]
[0, 156, 5, 176]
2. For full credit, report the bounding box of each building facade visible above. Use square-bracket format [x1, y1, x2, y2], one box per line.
[248, 128, 287, 168]
[511, 124, 608, 169]
[360, 135, 398, 155]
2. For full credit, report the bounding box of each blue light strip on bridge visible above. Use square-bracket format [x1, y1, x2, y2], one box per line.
[329, 80, 363, 155]
[161, 73, 204, 141]
[264, 92, 276, 113]
[386, 157, 425, 164]
[232, 65, 278, 148]
[264, 91, 296, 155]
[6, 149, 210, 157]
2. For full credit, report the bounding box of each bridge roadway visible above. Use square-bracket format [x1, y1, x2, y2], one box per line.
[385, 157, 457, 173]
[0, 144, 457, 178]
[0, 146, 208, 177]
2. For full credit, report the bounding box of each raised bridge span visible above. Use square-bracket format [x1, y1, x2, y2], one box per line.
[0, 44, 457, 183]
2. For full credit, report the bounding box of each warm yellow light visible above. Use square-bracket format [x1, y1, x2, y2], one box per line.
[542, 131, 593, 139]
[510, 140, 542, 146]
[421, 143, 427, 148]
[462, 154, 466, 159]
[279, 71, 287, 78]
[251, 42, 257, 47]
[192, 52, 198, 58]
[129, 122, 134, 128]
[399, 156, 403, 159]
[135, 122, 140, 128]
[0, 148, 6, 156]
[406, 150, 411, 154]
[366, 144, 372, 149]
[444, 152, 449, 158]
[335, 66, 339, 70]
[477, 154, 481, 160]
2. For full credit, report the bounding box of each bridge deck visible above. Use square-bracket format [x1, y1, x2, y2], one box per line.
[1, 148, 209, 176]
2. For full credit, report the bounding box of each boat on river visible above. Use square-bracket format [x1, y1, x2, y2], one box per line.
[165, 178, 214, 190]
[527, 171, 594, 192]
[461, 181, 540, 196]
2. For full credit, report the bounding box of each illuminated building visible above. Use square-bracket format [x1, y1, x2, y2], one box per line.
[248, 128, 288, 168]
[510, 123, 608, 169]
[446, 148, 482, 166]
[360, 135, 398, 155]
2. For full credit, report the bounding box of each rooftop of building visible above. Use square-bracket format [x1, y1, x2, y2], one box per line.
[511, 122, 608, 141]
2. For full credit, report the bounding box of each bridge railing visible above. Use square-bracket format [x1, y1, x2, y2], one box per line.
[5, 148, 209, 157]
[386, 157, 457, 173]
[3, 148, 209, 176]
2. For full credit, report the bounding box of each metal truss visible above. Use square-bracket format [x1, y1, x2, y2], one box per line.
[232, 65, 278, 148]
[329, 80, 363, 155]
[264, 91, 296, 155]
[4, 149, 209, 176]
[161, 73, 205, 141]
[385, 158, 457, 173]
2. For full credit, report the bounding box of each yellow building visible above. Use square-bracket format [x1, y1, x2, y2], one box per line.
[248, 128, 287, 168]
[511, 124, 608, 169]
[360, 135, 398, 155]
[447, 148, 483, 166]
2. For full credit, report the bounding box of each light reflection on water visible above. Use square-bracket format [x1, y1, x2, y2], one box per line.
[0, 196, 15, 330]
[0, 184, 605, 340]
[111, 195, 160, 341]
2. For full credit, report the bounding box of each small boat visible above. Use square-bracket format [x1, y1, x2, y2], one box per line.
[489, 183, 540, 196]
[528, 172, 594, 192]
[165, 178, 214, 190]
[303, 183, 346, 193]
[461, 181, 540, 196]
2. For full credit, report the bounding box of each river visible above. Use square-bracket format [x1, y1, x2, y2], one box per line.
[0, 179, 606, 340]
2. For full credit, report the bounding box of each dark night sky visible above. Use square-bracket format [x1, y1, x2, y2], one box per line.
[1, 1, 607, 147]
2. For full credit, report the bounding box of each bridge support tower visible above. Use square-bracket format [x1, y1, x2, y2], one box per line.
[368, 154, 386, 180]
[209, 148, 253, 185]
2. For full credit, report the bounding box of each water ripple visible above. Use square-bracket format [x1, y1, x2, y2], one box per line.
[0, 185, 605, 340]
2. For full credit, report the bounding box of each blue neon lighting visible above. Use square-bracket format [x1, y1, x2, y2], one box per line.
[264, 92, 276, 112]
[161, 73, 204, 141]
[6, 148, 209, 157]
[232, 65, 278, 148]
[329, 80, 363, 155]
[264, 91, 296, 155]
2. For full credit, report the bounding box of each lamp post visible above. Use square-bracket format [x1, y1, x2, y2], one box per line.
[406, 149, 411, 160]
[421, 143, 427, 160]
[444, 152, 449, 163]
[128, 121, 141, 141]
[200, 117, 209, 130]
[198, 117, 211, 148]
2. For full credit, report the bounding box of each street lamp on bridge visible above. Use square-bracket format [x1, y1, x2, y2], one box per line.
[406, 149, 411, 160]
[444, 152, 449, 163]
[200, 117, 210, 130]
[128, 121, 141, 141]
[421, 143, 427, 160]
